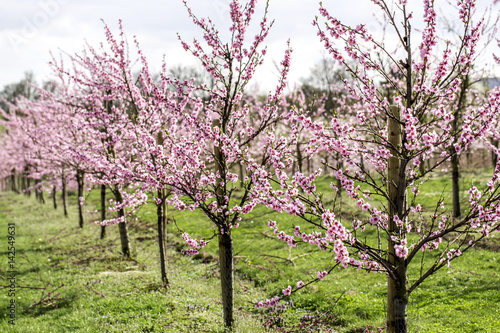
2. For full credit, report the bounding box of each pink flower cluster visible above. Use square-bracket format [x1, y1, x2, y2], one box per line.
[181, 232, 207, 255]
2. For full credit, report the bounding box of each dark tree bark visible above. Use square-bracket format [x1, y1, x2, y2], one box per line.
[34, 179, 40, 201]
[238, 134, 244, 188]
[451, 75, 468, 218]
[100, 184, 106, 239]
[156, 188, 169, 284]
[492, 140, 499, 168]
[213, 118, 234, 331]
[21, 175, 27, 196]
[112, 187, 132, 258]
[219, 231, 234, 331]
[451, 152, 461, 218]
[61, 171, 68, 218]
[336, 154, 343, 198]
[26, 177, 31, 197]
[387, 105, 408, 333]
[76, 169, 85, 228]
[419, 156, 425, 175]
[296, 141, 303, 173]
[10, 169, 18, 193]
[52, 185, 57, 210]
[34, 179, 45, 204]
[239, 162, 244, 189]
[38, 185, 45, 204]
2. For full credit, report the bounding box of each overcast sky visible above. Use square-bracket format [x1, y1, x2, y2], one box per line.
[0, 0, 498, 92]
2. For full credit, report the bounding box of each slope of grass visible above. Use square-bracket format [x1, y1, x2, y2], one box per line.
[0, 171, 499, 332]
[0, 192, 269, 332]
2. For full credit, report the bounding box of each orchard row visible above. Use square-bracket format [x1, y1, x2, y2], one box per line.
[1, 1, 499, 332]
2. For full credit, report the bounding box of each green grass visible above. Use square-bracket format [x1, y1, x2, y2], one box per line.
[0, 192, 265, 333]
[0, 171, 499, 332]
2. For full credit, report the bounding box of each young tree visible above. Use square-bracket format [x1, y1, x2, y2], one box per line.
[15, 86, 97, 228]
[251, 1, 500, 333]
[52, 62, 135, 255]
[0, 73, 41, 195]
[146, 1, 292, 329]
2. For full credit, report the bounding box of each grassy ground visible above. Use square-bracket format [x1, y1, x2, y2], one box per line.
[0, 171, 499, 332]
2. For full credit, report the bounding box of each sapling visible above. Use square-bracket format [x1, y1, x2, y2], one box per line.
[252, 1, 500, 332]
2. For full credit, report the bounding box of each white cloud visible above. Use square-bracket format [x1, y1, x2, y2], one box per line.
[0, 0, 498, 92]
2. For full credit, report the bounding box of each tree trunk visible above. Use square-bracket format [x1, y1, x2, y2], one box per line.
[157, 188, 169, 284]
[155, 131, 169, 283]
[117, 209, 131, 257]
[50, 186, 56, 209]
[213, 118, 234, 331]
[113, 188, 132, 258]
[418, 156, 425, 176]
[297, 141, 302, 173]
[450, 76, 468, 218]
[492, 140, 499, 168]
[100, 184, 106, 239]
[239, 162, 244, 188]
[10, 169, 18, 193]
[388, 261, 409, 333]
[451, 153, 460, 218]
[26, 177, 31, 197]
[35, 179, 45, 204]
[336, 153, 343, 197]
[38, 186, 45, 204]
[238, 134, 244, 188]
[34, 179, 40, 201]
[61, 171, 68, 217]
[219, 231, 234, 331]
[387, 105, 408, 333]
[21, 175, 27, 196]
[76, 169, 85, 228]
